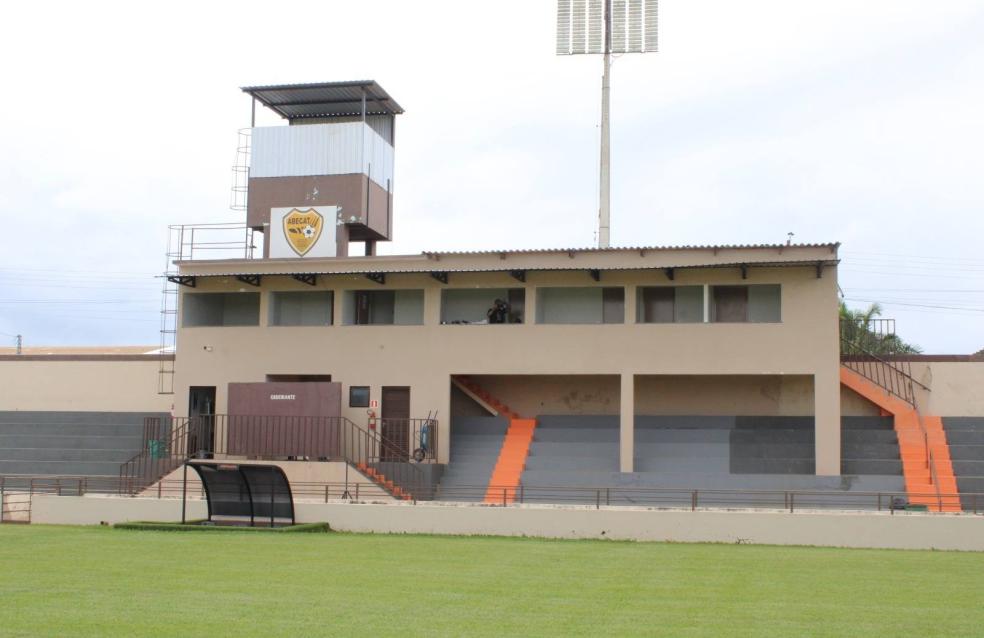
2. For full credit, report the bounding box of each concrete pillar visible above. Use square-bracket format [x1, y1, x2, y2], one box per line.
[423, 284, 441, 326]
[624, 285, 637, 324]
[332, 290, 345, 326]
[814, 369, 841, 476]
[620, 373, 634, 472]
[525, 284, 537, 325]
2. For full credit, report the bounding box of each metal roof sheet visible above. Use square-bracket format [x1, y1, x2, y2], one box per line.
[176, 259, 838, 278]
[242, 80, 404, 120]
[422, 242, 839, 257]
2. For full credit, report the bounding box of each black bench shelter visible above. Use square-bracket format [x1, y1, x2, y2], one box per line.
[183, 462, 295, 527]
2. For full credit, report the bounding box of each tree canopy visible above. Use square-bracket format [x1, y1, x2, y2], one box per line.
[839, 302, 922, 355]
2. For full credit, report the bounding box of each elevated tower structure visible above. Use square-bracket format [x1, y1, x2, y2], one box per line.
[242, 80, 403, 257]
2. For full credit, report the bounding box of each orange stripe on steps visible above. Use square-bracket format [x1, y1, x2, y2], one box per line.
[840, 368, 961, 512]
[484, 419, 536, 505]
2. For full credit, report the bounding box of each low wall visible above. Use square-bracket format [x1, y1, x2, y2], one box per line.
[30, 496, 984, 551]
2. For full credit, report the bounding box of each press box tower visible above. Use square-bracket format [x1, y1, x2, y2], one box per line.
[241, 81, 403, 257]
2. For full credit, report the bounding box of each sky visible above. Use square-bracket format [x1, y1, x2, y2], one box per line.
[1, 0, 982, 353]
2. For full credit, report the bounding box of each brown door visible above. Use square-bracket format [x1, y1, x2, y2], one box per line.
[380, 387, 410, 461]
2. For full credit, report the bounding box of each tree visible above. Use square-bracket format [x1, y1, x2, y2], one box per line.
[839, 302, 922, 355]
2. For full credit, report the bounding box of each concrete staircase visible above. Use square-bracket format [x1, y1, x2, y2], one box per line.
[513, 415, 905, 505]
[941, 417, 984, 511]
[437, 416, 510, 501]
[840, 367, 960, 512]
[0, 412, 160, 476]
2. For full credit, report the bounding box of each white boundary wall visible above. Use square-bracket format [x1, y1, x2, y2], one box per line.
[30, 496, 984, 551]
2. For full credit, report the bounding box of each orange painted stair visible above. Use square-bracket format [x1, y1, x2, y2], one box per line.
[455, 376, 520, 419]
[484, 418, 537, 505]
[356, 462, 412, 501]
[840, 368, 960, 512]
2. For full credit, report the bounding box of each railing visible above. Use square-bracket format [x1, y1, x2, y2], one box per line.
[840, 349, 920, 405]
[118, 414, 436, 501]
[166, 222, 262, 263]
[6, 474, 982, 515]
[378, 418, 439, 462]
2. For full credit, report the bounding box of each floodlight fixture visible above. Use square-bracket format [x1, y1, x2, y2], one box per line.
[557, 0, 657, 248]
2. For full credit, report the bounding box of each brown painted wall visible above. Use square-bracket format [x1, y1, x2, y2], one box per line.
[226, 382, 341, 417]
[247, 174, 392, 247]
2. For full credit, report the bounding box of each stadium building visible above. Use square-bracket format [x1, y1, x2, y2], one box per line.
[3, 81, 984, 517]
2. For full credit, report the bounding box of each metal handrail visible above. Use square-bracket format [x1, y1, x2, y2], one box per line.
[118, 414, 435, 501]
[5, 475, 977, 515]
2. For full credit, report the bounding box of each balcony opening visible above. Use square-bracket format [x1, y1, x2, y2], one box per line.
[710, 284, 781, 323]
[269, 291, 333, 326]
[182, 293, 260, 327]
[637, 286, 703, 323]
[535, 287, 624, 324]
[342, 289, 424, 325]
[441, 288, 525, 324]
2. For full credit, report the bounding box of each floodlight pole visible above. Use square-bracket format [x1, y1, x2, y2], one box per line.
[599, 52, 612, 249]
[598, 0, 613, 249]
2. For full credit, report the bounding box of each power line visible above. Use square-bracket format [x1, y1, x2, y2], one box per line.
[843, 298, 984, 313]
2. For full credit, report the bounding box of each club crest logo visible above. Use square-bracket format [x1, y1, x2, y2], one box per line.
[282, 208, 324, 256]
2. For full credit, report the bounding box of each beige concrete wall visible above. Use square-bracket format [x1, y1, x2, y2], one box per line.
[173, 265, 842, 472]
[913, 362, 984, 416]
[30, 497, 984, 551]
[464, 374, 848, 417]
[0, 359, 172, 412]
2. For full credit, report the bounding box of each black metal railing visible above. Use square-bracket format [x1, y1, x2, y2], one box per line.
[118, 414, 436, 501]
[377, 418, 439, 462]
[5, 474, 979, 515]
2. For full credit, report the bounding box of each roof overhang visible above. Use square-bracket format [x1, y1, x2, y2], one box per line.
[242, 80, 403, 120]
[174, 243, 839, 281]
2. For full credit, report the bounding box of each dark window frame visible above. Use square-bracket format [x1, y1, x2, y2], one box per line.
[349, 386, 370, 408]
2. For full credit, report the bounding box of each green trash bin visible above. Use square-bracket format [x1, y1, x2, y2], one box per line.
[148, 439, 167, 459]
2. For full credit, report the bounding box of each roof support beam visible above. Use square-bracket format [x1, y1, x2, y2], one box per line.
[510, 270, 526, 283]
[167, 275, 196, 288]
[366, 272, 386, 285]
[663, 268, 674, 281]
[236, 274, 262, 287]
[292, 274, 317, 287]
[740, 264, 748, 280]
[430, 272, 448, 284]
[589, 269, 601, 282]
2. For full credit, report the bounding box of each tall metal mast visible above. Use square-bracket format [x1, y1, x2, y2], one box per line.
[556, 0, 658, 248]
[598, 0, 612, 248]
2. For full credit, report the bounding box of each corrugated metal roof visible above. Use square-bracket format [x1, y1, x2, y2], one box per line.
[177, 259, 838, 278]
[242, 80, 403, 120]
[422, 242, 839, 257]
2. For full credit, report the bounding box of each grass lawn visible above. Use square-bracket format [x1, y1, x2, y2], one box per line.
[1, 525, 983, 637]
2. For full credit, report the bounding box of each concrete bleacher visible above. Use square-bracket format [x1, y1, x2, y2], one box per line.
[436, 415, 509, 501]
[942, 417, 984, 511]
[436, 414, 906, 507]
[0, 412, 160, 476]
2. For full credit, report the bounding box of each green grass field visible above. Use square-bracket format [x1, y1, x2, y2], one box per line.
[1, 525, 983, 637]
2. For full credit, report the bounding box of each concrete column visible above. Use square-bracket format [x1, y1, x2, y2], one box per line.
[624, 285, 637, 324]
[332, 290, 345, 326]
[423, 284, 441, 326]
[620, 373, 634, 472]
[258, 290, 269, 327]
[814, 369, 841, 476]
[525, 284, 537, 325]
